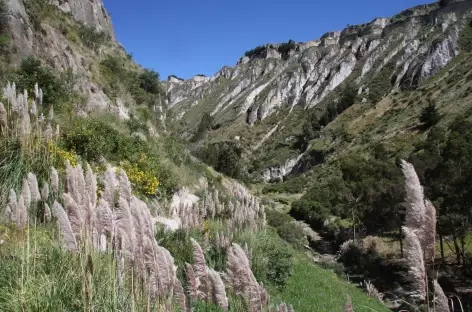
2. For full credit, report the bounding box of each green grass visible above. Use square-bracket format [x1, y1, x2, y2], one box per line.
[272, 255, 390, 312]
[0, 227, 146, 312]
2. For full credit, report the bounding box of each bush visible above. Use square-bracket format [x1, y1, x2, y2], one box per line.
[368, 62, 395, 103]
[14, 57, 69, 107]
[77, 23, 109, 51]
[319, 259, 346, 278]
[278, 40, 296, 59]
[120, 159, 160, 196]
[61, 116, 179, 196]
[127, 116, 149, 135]
[266, 210, 294, 228]
[266, 210, 308, 248]
[100, 55, 162, 107]
[277, 222, 308, 248]
[459, 20, 472, 52]
[0, 0, 10, 55]
[61, 117, 136, 162]
[245, 45, 266, 58]
[266, 243, 293, 288]
[262, 176, 308, 194]
[419, 102, 441, 129]
[239, 230, 294, 289]
[198, 141, 243, 178]
[138, 69, 161, 94]
[290, 199, 331, 230]
[192, 112, 214, 142]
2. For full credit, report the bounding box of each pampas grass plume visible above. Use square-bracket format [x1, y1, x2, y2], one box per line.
[22, 179, 31, 208]
[53, 201, 77, 251]
[190, 238, 209, 299]
[208, 268, 228, 311]
[27, 173, 40, 203]
[44, 203, 52, 222]
[402, 226, 426, 300]
[0, 102, 6, 133]
[41, 183, 49, 201]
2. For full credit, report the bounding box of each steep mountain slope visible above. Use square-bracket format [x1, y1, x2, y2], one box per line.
[161, 2, 472, 308]
[166, 0, 472, 181]
[0, 1, 397, 312]
[6, 0, 166, 123]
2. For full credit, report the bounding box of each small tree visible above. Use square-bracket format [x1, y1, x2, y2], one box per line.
[459, 20, 472, 52]
[419, 102, 441, 129]
[138, 69, 161, 94]
[192, 112, 214, 142]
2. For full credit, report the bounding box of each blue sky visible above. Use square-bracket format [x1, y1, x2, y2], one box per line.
[103, 0, 432, 80]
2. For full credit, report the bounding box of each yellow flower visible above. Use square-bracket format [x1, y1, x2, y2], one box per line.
[120, 161, 160, 196]
[49, 142, 79, 166]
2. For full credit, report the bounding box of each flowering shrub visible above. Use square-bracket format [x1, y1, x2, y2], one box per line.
[120, 157, 159, 196]
[50, 142, 79, 167]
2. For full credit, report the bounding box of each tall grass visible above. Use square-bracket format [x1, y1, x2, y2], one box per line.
[0, 82, 395, 312]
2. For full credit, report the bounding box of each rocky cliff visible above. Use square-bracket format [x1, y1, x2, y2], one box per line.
[168, 1, 471, 125]
[165, 0, 472, 181]
[50, 0, 115, 37]
[5, 0, 134, 115]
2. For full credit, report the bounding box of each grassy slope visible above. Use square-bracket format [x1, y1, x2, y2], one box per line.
[0, 4, 399, 312]
[257, 50, 472, 200]
[273, 255, 390, 312]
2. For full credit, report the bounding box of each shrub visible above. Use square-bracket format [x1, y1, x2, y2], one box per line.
[120, 159, 160, 196]
[337, 240, 365, 270]
[61, 117, 127, 162]
[319, 259, 346, 278]
[60, 116, 178, 196]
[242, 230, 294, 289]
[245, 45, 266, 58]
[192, 112, 214, 142]
[77, 23, 109, 51]
[419, 102, 441, 129]
[262, 176, 308, 194]
[368, 62, 395, 103]
[290, 199, 331, 230]
[266, 243, 293, 288]
[100, 55, 163, 107]
[138, 69, 161, 94]
[277, 222, 308, 248]
[127, 116, 149, 135]
[459, 20, 472, 52]
[266, 210, 294, 228]
[0, 0, 10, 54]
[278, 40, 296, 59]
[14, 57, 69, 106]
[198, 141, 243, 178]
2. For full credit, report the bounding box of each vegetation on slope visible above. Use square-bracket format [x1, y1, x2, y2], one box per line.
[8, 0, 472, 311]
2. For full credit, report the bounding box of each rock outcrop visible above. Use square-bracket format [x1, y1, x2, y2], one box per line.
[51, 0, 115, 38]
[165, 0, 472, 180]
[6, 0, 130, 113]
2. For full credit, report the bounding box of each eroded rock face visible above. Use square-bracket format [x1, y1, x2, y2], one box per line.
[168, 1, 472, 130]
[167, 0, 472, 180]
[51, 0, 115, 38]
[262, 152, 306, 183]
[6, 0, 124, 113]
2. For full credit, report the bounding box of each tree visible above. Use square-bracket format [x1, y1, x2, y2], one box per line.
[15, 57, 68, 106]
[459, 20, 472, 52]
[413, 118, 472, 265]
[192, 112, 214, 142]
[138, 69, 161, 94]
[198, 141, 243, 178]
[419, 102, 441, 129]
[301, 112, 321, 141]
